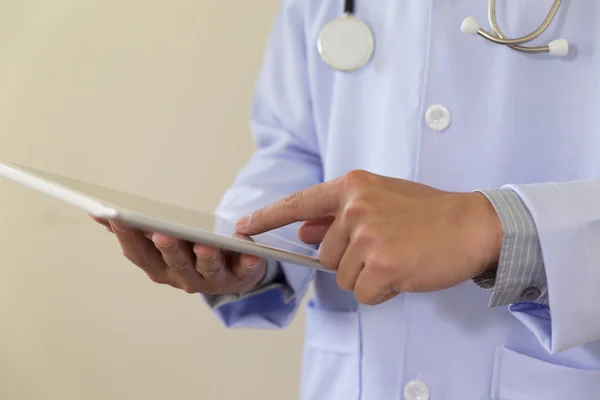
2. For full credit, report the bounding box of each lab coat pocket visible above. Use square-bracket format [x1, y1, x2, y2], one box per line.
[298, 300, 360, 400]
[491, 347, 600, 400]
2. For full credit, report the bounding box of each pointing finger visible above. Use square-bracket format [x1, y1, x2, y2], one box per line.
[236, 179, 342, 235]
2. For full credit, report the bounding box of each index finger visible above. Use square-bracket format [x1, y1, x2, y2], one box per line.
[90, 215, 112, 231]
[236, 179, 342, 235]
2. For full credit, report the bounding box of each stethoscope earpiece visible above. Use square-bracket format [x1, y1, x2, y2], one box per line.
[460, 0, 569, 57]
[548, 39, 569, 57]
[461, 16, 481, 35]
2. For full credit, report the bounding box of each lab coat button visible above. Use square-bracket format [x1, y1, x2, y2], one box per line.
[403, 379, 430, 400]
[425, 104, 451, 132]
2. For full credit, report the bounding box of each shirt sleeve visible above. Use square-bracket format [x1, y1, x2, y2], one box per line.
[473, 188, 549, 307]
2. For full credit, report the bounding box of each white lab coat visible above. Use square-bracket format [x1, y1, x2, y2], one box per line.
[210, 1, 600, 398]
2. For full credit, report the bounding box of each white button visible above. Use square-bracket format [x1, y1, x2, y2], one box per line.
[404, 380, 430, 400]
[425, 104, 451, 132]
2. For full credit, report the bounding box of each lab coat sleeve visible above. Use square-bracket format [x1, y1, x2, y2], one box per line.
[200, 0, 321, 330]
[499, 180, 600, 354]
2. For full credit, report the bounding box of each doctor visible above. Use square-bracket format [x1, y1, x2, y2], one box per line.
[99, 0, 600, 398]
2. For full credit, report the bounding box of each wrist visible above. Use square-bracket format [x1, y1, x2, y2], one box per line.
[464, 192, 503, 274]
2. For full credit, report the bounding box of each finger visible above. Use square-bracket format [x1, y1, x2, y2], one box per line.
[90, 215, 113, 232]
[232, 253, 265, 279]
[317, 217, 349, 271]
[353, 268, 391, 306]
[110, 221, 166, 281]
[152, 233, 213, 293]
[297, 216, 335, 244]
[93, 216, 154, 237]
[228, 233, 266, 278]
[236, 179, 344, 235]
[152, 233, 195, 270]
[335, 243, 365, 292]
[193, 244, 228, 280]
[374, 291, 401, 305]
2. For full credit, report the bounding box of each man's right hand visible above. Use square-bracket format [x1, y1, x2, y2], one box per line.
[91, 217, 268, 295]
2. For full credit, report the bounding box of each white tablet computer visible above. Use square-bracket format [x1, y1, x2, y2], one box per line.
[0, 161, 327, 272]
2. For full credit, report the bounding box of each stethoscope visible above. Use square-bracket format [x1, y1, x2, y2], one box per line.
[317, 0, 569, 72]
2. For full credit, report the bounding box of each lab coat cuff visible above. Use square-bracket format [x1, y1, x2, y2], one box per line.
[475, 188, 549, 307]
[203, 259, 293, 309]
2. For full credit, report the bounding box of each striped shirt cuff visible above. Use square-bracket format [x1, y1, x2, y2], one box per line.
[474, 188, 549, 307]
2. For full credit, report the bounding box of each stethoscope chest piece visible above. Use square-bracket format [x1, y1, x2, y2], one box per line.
[317, 14, 374, 72]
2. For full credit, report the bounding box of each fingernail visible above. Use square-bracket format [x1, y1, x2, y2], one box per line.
[235, 215, 251, 231]
[243, 256, 262, 269]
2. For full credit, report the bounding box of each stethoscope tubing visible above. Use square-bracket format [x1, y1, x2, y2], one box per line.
[344, 0, 354, 15]
[479, 0, 563, 51]
[330, 0, 567, 73]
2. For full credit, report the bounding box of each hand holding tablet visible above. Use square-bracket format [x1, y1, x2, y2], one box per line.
[0, 161, 328, 296]
[92, 215, 269, 295]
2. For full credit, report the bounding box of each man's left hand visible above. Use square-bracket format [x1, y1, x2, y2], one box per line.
[235, 170, 503, 305]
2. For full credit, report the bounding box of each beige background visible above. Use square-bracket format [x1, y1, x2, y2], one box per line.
[0, 1, 307, 399]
